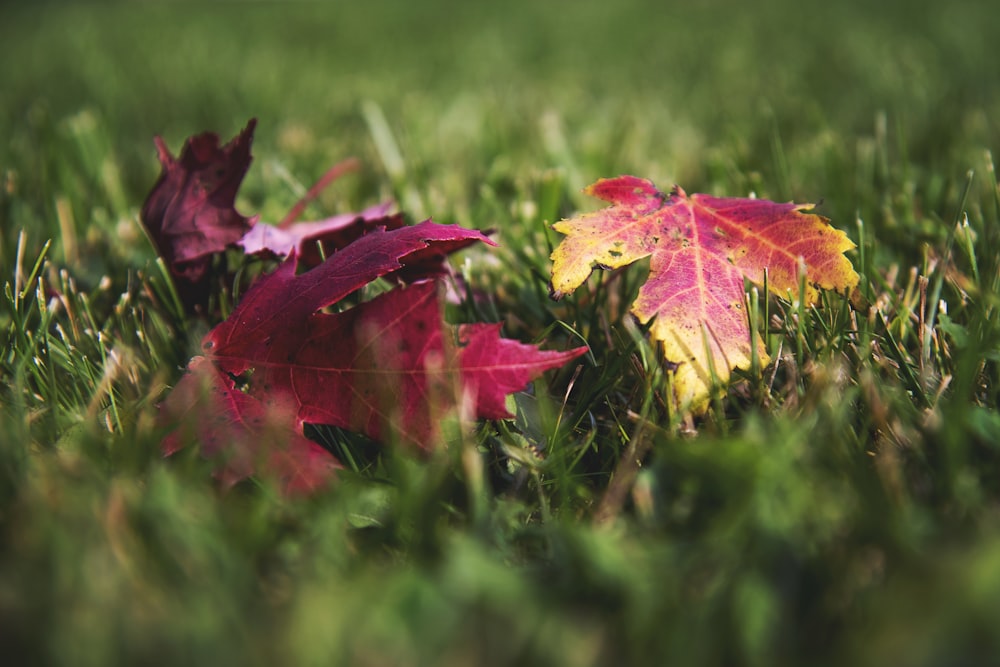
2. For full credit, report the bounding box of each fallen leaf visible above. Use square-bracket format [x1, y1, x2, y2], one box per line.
[140, 119, 258, 293]
[164, 220, 587, 488]
[550, 175, 858, 411]
[203, 221, 584, 446]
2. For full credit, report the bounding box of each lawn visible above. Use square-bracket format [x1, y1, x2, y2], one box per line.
[3, 1, 1000, 665]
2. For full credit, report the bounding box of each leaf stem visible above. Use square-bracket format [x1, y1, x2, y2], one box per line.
[278, 157, 361, 229]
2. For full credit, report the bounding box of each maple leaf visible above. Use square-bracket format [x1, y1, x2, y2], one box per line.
[164, 220, 587, 488]
[140, 119, 258, 292]
[550, 175, 859, 412]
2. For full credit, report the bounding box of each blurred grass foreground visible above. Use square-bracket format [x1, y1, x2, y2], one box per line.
[3, 1, 1000, 665]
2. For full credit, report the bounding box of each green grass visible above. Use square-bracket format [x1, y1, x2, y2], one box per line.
[3, 1, 1000, 665]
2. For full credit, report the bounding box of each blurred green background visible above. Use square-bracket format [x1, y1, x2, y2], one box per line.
[3, 1, 1000, 666]
[3, 0, 997, 232]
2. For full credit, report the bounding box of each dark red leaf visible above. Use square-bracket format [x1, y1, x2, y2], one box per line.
[140, 119, 258, 289]
[162, 219, 586, 488]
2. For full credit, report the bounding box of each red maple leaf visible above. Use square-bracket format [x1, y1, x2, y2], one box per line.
[140, 119, 258, 288]
[550, 175, 858, 411]
[163, 221, 588, 488]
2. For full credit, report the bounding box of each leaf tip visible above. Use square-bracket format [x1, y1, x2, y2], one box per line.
[152, 135, 172, 166]
[583, 174, 662, 203]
